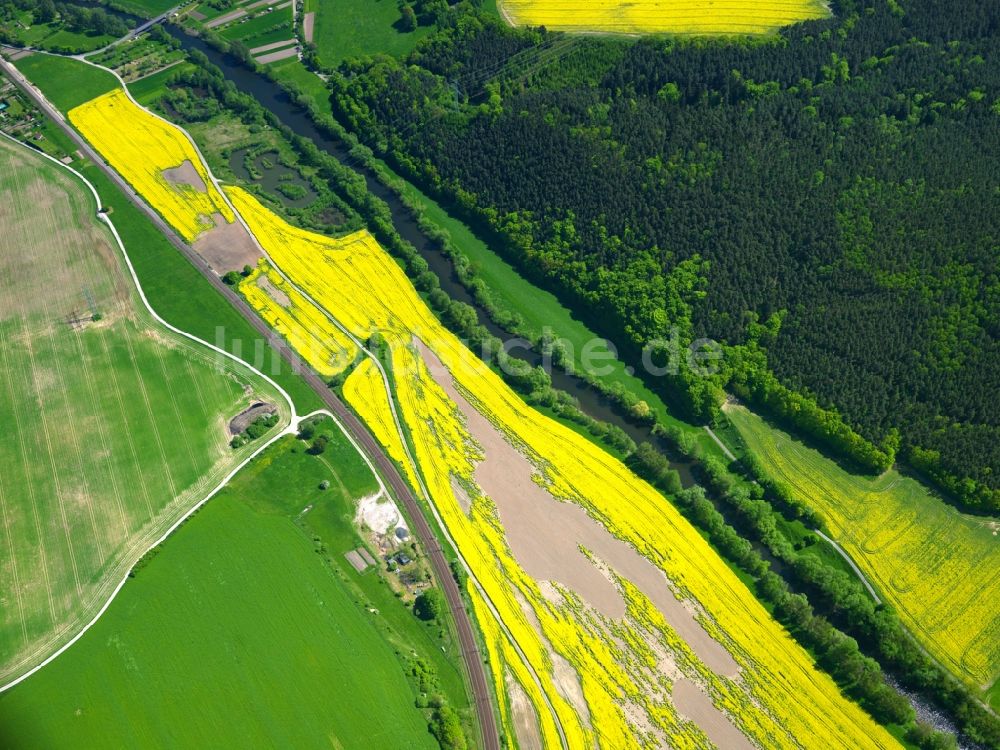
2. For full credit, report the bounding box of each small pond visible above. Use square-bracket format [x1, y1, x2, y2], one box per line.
[229, 147, 318, 209]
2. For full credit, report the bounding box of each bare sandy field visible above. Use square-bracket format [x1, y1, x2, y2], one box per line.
[674, 678, 754, 750]
[256, 273, 291, 307]
[249, 39, 297, 55]
[193, 213, 261, 273]
[506, 671, 543, 750]
[417, 339, 738, 678]
[256, 47, 299, 65]
[162, 159, 207, 193]
[415, 339, 756, 746]
[205, 8, 245, 28]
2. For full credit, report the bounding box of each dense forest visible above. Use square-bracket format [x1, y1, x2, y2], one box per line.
[326, 0, 1000, 511]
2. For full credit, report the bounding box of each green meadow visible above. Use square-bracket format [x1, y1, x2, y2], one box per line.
[12, 53, 116, 110]
[307, 0, 434, 66]
[0, 130, 284, 686]
[0, 426, 463, 748]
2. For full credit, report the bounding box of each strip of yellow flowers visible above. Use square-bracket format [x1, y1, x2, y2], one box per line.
[342, 357, 420, 491]
[68, 89, 233, 242]
[227, 185, 901, 750]
[239, 262, 357, 378]
[500, 0, 829, 36]
[470, 586, 564, 749]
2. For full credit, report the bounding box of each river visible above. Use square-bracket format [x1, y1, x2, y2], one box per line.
[152, 41, 992, 743]
[164, 28, 699, 484]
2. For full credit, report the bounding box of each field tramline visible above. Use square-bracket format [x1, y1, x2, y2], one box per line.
[729, 405, 1000, 690]
[227, 185, 902, 749]
[50, 72, 904, 747]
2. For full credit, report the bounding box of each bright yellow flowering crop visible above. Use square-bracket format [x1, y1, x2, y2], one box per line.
[69, 89, 233, 242]
[228, 185, 902, 749]
[342, 357, 420, 490]
[729, 405, 1000, 689]
[500, 0, 829, 36]
[239, 262, 357, 378]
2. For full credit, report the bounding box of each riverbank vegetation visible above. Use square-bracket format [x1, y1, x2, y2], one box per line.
[326, 1, 1000, 515]
[23, 30, 998, 745]
[230, 183, 905, 749]
[129, 35, 999, 744]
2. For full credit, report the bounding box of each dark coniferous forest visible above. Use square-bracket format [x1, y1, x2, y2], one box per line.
[329, 0, 1000, 510]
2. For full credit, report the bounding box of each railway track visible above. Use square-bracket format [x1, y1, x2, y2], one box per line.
[0, 55, 500, 750]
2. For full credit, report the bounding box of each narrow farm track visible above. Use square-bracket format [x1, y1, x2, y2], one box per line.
[0, 58, 501, 750]
[813, 529, 883, 604]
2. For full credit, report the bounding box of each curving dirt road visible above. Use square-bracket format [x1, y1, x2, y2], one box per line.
[1, 56, 500, 750]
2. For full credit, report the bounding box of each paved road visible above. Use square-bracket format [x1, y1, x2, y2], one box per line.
[1, 56, 500, 750]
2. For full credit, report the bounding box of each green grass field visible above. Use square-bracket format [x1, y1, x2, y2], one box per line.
[127, 62, 197, 106]
[0, 135, 286, 686]
[271, 57, 331, 107]
[987, 677, 1000, 711]
[11, 52, 323, 413]
[0, 428, 447, 748]
[728, 404, 1000, 689]
[106, 0, 175, 18]
[248, 25, 298, 50]
[220, 6, 293, 43]
[12, 53, 117, 111]
[2, 12, 116, 53]
[309, 0, 434, 66]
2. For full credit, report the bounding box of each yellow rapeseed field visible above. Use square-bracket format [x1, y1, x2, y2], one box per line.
[228, 185, 901, 749]
[500, 0, 829, 36]
[69, 89, 233, 242]
[239, 262, 357, 378]
[729, 405, 1000, 689]
[342, 357, 421, 491]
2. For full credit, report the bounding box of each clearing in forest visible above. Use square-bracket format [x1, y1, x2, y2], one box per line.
[228, 185, 902, 750]
[728, 404, 1000, 690]
[499, 0, 829, 35]
[0, 136, 284, 687]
